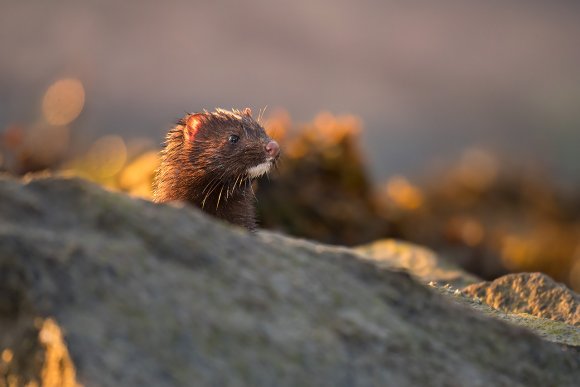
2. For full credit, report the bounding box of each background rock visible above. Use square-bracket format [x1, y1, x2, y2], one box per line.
[433, 283, 580, 348]
[0, 176, 578, 386]
[463, 272, 580, 326]
[355, 239, 481, 288]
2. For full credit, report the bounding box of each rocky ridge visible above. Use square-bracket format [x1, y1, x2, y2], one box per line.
[0, 176, 578, 386]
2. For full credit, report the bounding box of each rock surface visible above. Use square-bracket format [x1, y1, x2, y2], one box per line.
[433, 284, 580, 348]
[356, 240, 580, 347]
[463, 272, 580, 326]
[356, 239, 481, 287]
[0, 176, 579, 386]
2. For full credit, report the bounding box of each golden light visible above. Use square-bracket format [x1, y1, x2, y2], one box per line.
[38, 318, 79, 387]
[118, 151, 160, 198]
[264, 109, 291, 142]
[85, 135, 127, 178]
[42, 78, 85, 126]
[1, 349, 13, 363]
[285, 140, 308, 159]
[385, 176, 423, 210]
[500, 235, 535, 270]
[313, 112, 361, 147]
[570, 251, 580, 292]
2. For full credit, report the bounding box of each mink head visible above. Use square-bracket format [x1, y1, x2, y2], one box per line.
[153, 108, 279, 229]
[181, 108, 280, 183]
[153, 108, 280, 205]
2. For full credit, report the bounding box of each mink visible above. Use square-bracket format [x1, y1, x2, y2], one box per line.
[153, 108, 280, 231]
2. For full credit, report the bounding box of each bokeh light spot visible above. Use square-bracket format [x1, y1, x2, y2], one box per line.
[42, 78, 85, 126]
[461, 219, 484, 246]
[1, 349, 13, 363]
[385, 176, 423, 210]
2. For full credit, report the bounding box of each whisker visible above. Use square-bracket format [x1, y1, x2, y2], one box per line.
[248, 180, 257, 202]
[237, 174, 246, 191]
[204, 179, 221, 197]
[203, 173, 227, 205]
[233, 174, 241, 194]
[201, 192, 210, 209]
[202, 176, 219, 194]
[216, 186, 225, 210]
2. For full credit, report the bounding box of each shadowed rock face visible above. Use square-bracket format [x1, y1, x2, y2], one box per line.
[0, 176, 578, 387]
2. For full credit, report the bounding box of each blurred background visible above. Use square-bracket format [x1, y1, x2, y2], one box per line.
[1, 0, 579, 290]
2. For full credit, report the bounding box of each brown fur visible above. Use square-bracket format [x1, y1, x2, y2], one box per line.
[153, 108, 278, 231]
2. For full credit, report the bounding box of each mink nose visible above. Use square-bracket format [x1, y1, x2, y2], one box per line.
[265, 140, 280, 158]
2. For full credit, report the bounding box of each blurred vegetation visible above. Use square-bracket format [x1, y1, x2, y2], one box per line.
[257, 111, 386, 245]
[0, 79, 578, 291]
[257, 112, 580, 293]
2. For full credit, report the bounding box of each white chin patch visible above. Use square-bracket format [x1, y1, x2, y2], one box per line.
[247, 161, 272, 179]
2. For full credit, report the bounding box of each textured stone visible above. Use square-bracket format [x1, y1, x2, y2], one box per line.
[463, 272, 579, 326]
[0, 176, 578, 386]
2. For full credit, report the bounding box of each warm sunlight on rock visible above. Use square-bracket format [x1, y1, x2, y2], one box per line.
[385, 176, 423, 210]
[86, 135, 127, 178]
[42, 79, 85, 126]
[38, 318, 79, 387]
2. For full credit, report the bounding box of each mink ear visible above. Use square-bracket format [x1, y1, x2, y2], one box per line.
[243, 107, 252, 117]
[184, 114, 203, 142]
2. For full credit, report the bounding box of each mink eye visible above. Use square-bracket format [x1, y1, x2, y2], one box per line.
[228, 134, 240, 144]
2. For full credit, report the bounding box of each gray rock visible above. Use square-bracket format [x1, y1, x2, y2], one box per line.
[432, 283, 580, 348]
[355, 240, 580, 347]
[0, 176, 578, 387]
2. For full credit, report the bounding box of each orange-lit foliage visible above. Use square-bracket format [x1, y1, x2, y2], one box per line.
[62, 138, 158, 199]
[257, 116, 580, 291]
[378, 148, 580, 289]
[257, 111, 387, 245]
